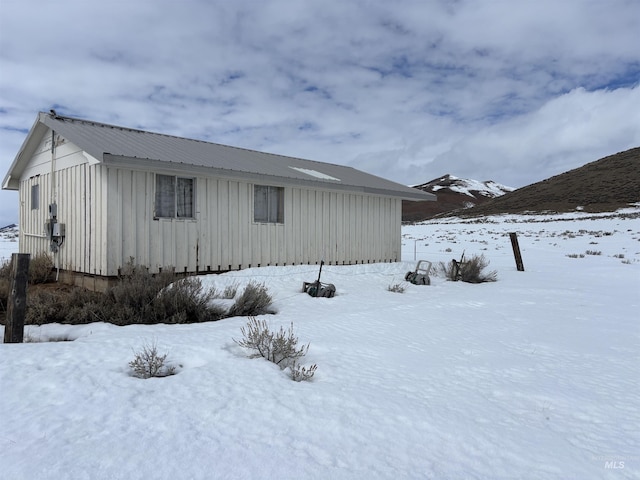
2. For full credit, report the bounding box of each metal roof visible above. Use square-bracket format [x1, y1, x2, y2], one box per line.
[4, 111, 435, 201]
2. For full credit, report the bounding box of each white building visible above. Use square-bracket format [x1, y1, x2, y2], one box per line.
[3, 111, 434, 290]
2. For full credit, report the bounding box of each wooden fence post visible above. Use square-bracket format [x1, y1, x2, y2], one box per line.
[4, 253, 30, 343]
[509, 232, 525, 272]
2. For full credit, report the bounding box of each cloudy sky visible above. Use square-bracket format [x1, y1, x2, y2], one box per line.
[1, 0, 639, 225]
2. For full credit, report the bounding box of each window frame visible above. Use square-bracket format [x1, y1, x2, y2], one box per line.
[154, 174, 195, 219]
[31, 184, 40, 211]
[253, 185, 284, 224]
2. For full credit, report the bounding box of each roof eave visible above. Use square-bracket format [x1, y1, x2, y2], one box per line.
[393, 191, 437, 201]
[103, 154, 436, 200]
[2, 113, 51, 191]
[2, 176, 20, 190]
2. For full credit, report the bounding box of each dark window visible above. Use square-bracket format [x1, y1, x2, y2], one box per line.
[176, 177, 194, 218]
[254, 185, 284, 223]
[31, 184, 39, 210]
[155, 175, 194, 218]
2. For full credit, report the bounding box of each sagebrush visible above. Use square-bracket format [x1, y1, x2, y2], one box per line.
[25, 287, 102, 325]
[0, 253, 54, 285]
[25, 259, 228, 325]
[234, 317, 308, 366]
[289, 361, 318, 382]
[227, 281, 275, 317]
[29, 253, 54, 284]
[129, 341, 176, 379]
[234, 317, 316, 381]
[222, 283, 239, 299]
[0, 253, 55, 315]
[387, 283, 406, 293]
[439, 254, 497, 283]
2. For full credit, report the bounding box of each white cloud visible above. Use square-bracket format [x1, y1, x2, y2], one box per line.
[420, 85, 640, 187]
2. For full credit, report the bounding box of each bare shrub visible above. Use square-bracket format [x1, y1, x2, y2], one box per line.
[460, 255, 497, 283]
[227, 281, 275, 317]
[103, 261, 175, 325]
[289, 361, 317, 382]
[1, 256, 49, 315]
[222, 283, 238, 299]
[585, 250, 602, 256]
[566, 253, 585, 259]
[439, 254, 497, 283]
[25, 289, 66, 325]
[25, 259, 224, 326]
[101, 260, 223, 325]
[26, 287, 102, 325]
[234, 317, 312, 372]
[0, 277, 9, 317]
[129, 341, 176, 379]
[157, 277, 226, 324]
[0, 258, 11, 280]
[387, 283, 406, 293]
[29, 252, 54, 284]
[0, 254, 53, 285]
[438, 260, 461, 281]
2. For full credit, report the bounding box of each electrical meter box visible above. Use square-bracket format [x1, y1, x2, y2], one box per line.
[52, 223, 65, 237]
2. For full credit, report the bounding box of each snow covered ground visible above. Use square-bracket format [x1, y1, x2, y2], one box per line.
[1, 208, 639, 479]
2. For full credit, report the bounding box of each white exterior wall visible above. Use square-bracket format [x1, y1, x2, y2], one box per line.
[18, 134, 107, 275]
[17, 130, 402, 277]
[102, 168, 402, 275]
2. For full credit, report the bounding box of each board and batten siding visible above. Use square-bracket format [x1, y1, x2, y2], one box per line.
[17, 134, 108, 276]
[102, 167, 402, 275]
[17, 132, 402, 278]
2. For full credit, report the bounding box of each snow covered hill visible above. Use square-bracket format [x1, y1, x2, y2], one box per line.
[404, 174, 514, 222]
[0, 224, 18, 261]
[404, 147, 640, 222]
[464, 147, 640, 218]
[413, 173, 513, 198]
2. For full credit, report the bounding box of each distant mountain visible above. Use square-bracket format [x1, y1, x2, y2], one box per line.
[0, 224, 17, 232]
[402, 174, 513, 222]
[403, 147, 640, 221]
[457, 147, 640, 217]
